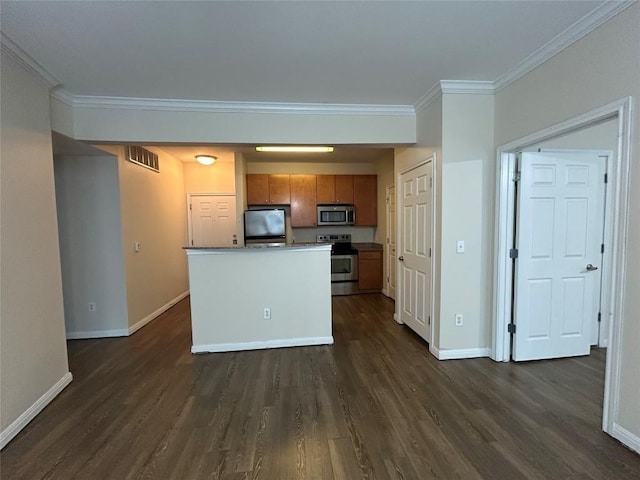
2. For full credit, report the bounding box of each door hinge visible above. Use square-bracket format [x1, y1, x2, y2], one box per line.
[191, 239, 194, 246]
[430, 177, 433, 188]
[597, 312, 602, 323]
[601, 243, 605, 254]
[428, 315, 431, 325]
[509, 248, 518, 259]
[429, 247, 432, 257]
[513, 171, 521, 183]
[189, 203, 192, 211]
[507, 323, 516, 334]
[604, 173, 608, 184]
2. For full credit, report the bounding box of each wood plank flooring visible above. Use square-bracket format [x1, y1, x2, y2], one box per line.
[1, 294, 639, 479]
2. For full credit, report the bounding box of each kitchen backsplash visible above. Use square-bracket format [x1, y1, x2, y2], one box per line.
[291, 226, 376, 243]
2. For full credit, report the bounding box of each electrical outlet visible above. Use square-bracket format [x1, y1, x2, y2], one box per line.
[88, 302, 97, 312]
[263, 307, 271, 320]
[455, 313, 463, 326]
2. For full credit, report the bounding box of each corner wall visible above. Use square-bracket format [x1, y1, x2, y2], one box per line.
[494, 3, 640, 445]
[0, 51, 71, 447]
[54, 154, 129, 337]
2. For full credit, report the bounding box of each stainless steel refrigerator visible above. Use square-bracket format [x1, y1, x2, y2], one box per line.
[243, 209, 286, 245]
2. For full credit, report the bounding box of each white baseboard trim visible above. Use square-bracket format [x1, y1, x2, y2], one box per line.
[0, 372, 73, 450]
[192, 336, 334, 354]
[66, 329, 129, 339]
[129, 290, 189, 335]
[432, 347, 491, 360]
[612, 423, 640, 454]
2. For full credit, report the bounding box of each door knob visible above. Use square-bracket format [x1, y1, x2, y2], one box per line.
[399, 256, 404, 262]
[586, 264, 598, 271]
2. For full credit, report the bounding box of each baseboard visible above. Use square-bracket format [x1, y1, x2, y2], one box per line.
[66, 329, 129, 339]
[433, 347, 491, 360]
[429, 344, 440, 358]
[129, 290, 189, 335]
[192, 336, 334, 354]
[0, 372, 73, 450]
[612, 423, 640, 454]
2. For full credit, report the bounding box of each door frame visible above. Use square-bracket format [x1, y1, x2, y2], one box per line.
[395, 155, 437, 349]
[492, 97, 633, 437]
[384, 184, 395, 300]
[186, 193, 237, 247]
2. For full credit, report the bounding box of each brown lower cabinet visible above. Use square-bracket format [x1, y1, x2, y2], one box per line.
[358, 250, 383, 292]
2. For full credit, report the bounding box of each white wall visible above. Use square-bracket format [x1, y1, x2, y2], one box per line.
[188, 247, 332, 351]
[54, 154, 128, 337]
[0, 52, 71, 446]
[439, 93, 495, 351]
[494, 3, 640, 443]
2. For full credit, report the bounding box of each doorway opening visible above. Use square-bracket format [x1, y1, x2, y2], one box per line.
[493, 97, 632, 439]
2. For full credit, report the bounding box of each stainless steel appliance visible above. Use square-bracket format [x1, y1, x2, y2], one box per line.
[244, 209, 286, 245]
[317, 234, 358, 295]
[317, 205, 355, 226]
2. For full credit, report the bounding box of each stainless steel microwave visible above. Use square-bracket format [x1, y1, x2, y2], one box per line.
[317, 205, 355, 226]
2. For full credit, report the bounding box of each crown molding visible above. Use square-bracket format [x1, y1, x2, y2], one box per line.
[439, 80, 495, 95]
[0, 32, 60, 88]
[414, 82, 443, 113]
[414, 80, 495, 112]
[49, 90, 415, 117]
[494, 0, 635, 92]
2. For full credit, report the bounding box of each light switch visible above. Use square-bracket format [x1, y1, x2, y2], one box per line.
[456, 240, 465, 254]
[134, 241, 141, 252]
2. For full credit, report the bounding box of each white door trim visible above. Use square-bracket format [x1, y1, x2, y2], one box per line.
[492, 96, 633, 439]
[186, 193, 237, 247]
[384, 184, 395, 299]
[395, 155, 437, 350]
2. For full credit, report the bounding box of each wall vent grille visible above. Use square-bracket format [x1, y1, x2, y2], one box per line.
[126, 146, 159, 172]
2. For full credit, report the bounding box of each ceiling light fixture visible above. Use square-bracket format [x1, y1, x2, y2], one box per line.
[255, 146, 334, 153]
[195, 155, 216, 165]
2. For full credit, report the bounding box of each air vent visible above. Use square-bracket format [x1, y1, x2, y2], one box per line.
[125, 146, 159, 172]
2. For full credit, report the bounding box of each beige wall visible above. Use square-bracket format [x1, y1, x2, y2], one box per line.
[439, 93, 495, 351]
[395, 96, 443, 346]
[494, 4, 640, 439]
[54, 154, 129, 336]
[53, 102, 416, 146]
[183, 153, 236, 194]
[102, 146, 190, 329]
[0, 52, 70, 441]
[188, 247, 332, 350]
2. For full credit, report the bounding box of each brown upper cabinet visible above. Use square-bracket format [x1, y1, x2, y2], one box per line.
[353, 175, 377, 226]
[316, 175, 354, 204]
[290, 175, 317, 227]
[246, 174, 291, 205]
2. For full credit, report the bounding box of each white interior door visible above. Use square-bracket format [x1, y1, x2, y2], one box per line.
[398, 162, 432, 342]
[513, 151, 605, 361]
[189, 194, 237, 247]
[386, 185, 396, 300]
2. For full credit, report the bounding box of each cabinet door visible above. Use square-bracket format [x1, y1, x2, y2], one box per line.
[269, 174, 291, 204]
[290, 175, 317, 227]
[358, 251, 383, 291]
[353, 175, 377, 226]
[246, 174, 270, 205]
[316, 175, 335, 204]
[335, 175, 354, 204]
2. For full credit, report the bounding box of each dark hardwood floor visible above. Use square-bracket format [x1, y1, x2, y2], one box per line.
[2, 294, 639, 479]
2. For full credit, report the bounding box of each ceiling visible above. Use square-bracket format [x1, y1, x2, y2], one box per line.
[1, 1, 604, 106]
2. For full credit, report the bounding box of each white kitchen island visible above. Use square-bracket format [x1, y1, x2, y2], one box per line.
[185, 244, 333, 353]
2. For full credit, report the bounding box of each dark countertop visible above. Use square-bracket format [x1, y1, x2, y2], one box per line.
[352, 242, 384, 251]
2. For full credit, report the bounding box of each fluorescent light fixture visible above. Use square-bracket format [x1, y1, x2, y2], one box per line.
[255, 146, 334, 153]
[195, 155, 216, 165]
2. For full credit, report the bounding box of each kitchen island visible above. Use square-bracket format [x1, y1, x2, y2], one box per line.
[184, 243, 333, 353]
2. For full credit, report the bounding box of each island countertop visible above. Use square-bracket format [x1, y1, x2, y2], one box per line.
[184, 242, 331, 251]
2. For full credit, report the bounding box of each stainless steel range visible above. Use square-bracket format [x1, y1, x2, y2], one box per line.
[317, 234, 358, 295]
